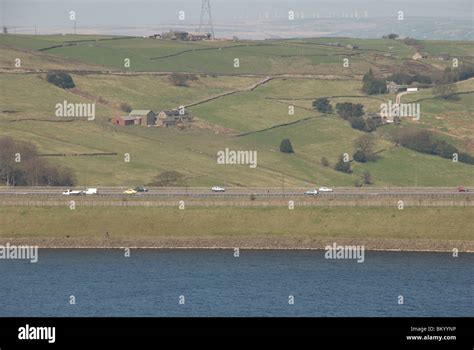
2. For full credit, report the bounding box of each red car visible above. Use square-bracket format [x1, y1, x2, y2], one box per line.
[458, 186, 469, 192]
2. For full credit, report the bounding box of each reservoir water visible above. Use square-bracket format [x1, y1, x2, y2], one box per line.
[0, 249, 472, 317]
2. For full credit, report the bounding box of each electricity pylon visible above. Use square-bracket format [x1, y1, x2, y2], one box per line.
[199, 0, 215, 39]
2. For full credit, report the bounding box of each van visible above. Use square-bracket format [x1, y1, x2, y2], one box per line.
[84, 188, 98, 195]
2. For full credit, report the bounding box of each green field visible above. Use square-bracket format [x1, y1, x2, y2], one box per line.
[1, 34, 473, 187]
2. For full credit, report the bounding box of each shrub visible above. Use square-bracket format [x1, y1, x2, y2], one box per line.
[334, 154, 352, 173]
[168, 73, 198, 87]
[394, 129, 473, 165]
[46, 72, 75, 89]
[335, 102, 364, 119]
[312, 98, 333, 114]
[362, 171, 373, 185]
[349, 117, 366, 131]
[433, 83, 459, 100]
[279, 139, 294, 153]
[353, 150, 368, 163]
[458, 152, 474, 165]
[321, 157, 330, 167]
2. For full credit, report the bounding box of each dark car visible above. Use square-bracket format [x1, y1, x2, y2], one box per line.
[135, 186, 149, 192]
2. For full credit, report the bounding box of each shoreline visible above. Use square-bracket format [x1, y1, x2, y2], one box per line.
[1, 237, 472, 253]
[1, 206, 472, 252]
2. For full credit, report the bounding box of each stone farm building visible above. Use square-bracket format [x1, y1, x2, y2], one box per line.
[111, 116, 141, 126]
[157, 109, 193, 127]
[412, 52, 427, 60]
[129, 110, 157, 126]
[162, 30, 211, 41]
[386, 81, 401, 94]
[187, 32, 211, 41]
[112, 109, 193, 128]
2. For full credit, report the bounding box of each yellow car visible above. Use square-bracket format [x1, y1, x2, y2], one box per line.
[123, 189, 137, 195]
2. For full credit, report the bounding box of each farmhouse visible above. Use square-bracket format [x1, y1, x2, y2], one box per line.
[157, 109, 193, 127]
[187, 32, 211, 41]
[162, 30, 189, 41]
[162, 30, 211, 41]
[148, 34, 162, 40]
[129, 110, 156, 126]
[386, 81, 401, 93]
[437, 53, 450, 61]
[412, 52, 427, 60]
[111, 116, 141, 126]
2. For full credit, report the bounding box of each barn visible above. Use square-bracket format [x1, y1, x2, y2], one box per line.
[111, 116, 141, 126]
[129, 110, 156, 126]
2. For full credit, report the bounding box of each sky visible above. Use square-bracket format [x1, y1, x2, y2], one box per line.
[1, 0, 472, 38]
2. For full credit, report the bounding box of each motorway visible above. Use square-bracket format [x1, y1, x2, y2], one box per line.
[0, 187, 471, 198]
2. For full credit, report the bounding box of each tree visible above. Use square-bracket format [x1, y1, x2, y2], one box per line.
[120, 102, 132, 113]
[280, 139, 294, 153]
[0, 136, 76, 186]
[433, 83, 459, 100]
[363, 79, 387, 95]
[458, 152, 474, 165]
[150, 171, 186, 187]
[353, 134, 378, 162]
[392, 129, 474, 165]
[384, 33, 399, 39]
[349, 117, 367, 131]
[334, 154, 352, 173]
[169, 73, 189, 87]
[353, 134, 376, 160]
[364, 117, 377, 132]
[46, 72, 75, 89]
[335, 102, 364, 119]
[363, 69, 375, 83]
[312, 98, 333, 114]
[362, 171, 373, 185]
[321, 157, 330, 167]
[362, 70, 387, 95]
[168, 73, 198, 87]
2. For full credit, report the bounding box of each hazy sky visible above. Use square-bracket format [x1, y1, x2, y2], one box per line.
[1, 0, 472, 38]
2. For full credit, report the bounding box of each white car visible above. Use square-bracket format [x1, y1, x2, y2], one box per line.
[318, 187, 333, 192]
[62, 189, 84, 196]
[211, 186, 226, 192]
[304, 189, 319, 196]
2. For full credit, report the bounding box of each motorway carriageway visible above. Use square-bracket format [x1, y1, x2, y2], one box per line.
[0, 187, 471, 198]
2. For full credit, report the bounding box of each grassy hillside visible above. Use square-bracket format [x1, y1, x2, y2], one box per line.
[0, 34, 412, 75]
[1, 34, 473, 187]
